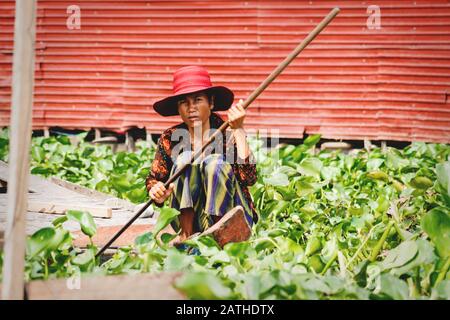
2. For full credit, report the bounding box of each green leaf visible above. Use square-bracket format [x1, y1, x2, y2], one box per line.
[367, 158, 384, 171]
[305, 236, 322, 257]
[432, 280, 450, 299]
[48, 227, 71, 251]
[386, 149, 409, 170]
[391, 239, 436, 275]
[153, 207, 180, 238]
[243, 274, 262, 299]
[97, 159, 114, 173]
[410, 176, 433, 190]
[72, 248, 95, 266]
[307, 255, 325, 273]
[421, 207, 450, 258]
[209, 251, 231, 265]
[95, 180, 109, 193]
[320, 166, 340, 181]
[111, 174, 132, 192]
[31, 146, 45, 163]
[321, 237, 338, 262]
[298, 158, 323, 180]
[81, 146, 95, 158]
[125, 186, 147, 204]
[295, 179, 317, 197]
[164, 249, 194, 271]
[367, 171, 389, 182]
[26, 227, 56, 258]
[31, 166, 52, 176]
[174, 272, 232, 299]
[376, 274, 409, 300]
[51, 215, 68, 227]
[161, 232, 177, 244]
[254, 238, 276, 252]
[66, 210, 97, 238]
[436, 161, 450, 197]
[303, 134, 321, 148]
[224, 241, 249, 257]
[381, 240, 418, 271]
[56, 135, 71, 145]
[263, 172, 289, 187]
[134, 232, 153, 246]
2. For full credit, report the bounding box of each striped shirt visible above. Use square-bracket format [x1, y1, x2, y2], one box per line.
[145, 112, 258, 221]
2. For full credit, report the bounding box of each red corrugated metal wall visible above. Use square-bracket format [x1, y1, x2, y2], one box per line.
[1, 0, 449, 142]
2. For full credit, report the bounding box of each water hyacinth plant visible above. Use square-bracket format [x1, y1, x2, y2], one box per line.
[0, 129, 449, 299]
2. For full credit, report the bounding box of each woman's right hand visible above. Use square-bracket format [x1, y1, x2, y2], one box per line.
[149, 182, 174, 204]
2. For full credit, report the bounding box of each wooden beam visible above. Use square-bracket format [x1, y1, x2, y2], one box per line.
[364, 139, 372, 152]
[94, 128, 101, 140]
[381, 141, 387, 153]
[28, 201, 112, 218]
[125, 131, 135, 153]
[321, 142, 352, 151]
[2, 0, 37, 300]
[0, 273, 186, 300]
[49, 176, 136, 211]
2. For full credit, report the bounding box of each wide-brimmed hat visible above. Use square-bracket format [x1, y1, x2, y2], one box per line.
[153, 66, 234, 116]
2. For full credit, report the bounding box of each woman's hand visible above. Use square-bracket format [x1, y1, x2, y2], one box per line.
[227, 99, 246, 129]
[149, 182, 174, 204]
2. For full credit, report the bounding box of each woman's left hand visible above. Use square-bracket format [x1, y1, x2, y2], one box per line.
[227, 99, 246, 129]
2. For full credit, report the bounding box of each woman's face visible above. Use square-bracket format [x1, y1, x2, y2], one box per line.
[177, 92, 213, 128]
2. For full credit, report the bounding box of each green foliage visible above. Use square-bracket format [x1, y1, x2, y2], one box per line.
[0, 129, 449, 300]
[21, 211, 98, 280]
[0, 128, 156, 204]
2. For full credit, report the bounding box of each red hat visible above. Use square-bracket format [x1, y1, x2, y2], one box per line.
[153, 66, 234, 116]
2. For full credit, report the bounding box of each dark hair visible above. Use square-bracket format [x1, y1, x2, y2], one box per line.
[206, 92, 215, 105]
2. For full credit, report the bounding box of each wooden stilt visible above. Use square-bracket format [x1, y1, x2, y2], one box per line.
[364, 139, 372, 152]
[125, 131, 135, 153]
[43, 127, 49, 138]
[94, 128, 101, 140]
[381, 141, 387, 153]
[2, 0, 37, 300]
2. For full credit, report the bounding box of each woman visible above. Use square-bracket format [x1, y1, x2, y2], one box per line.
[146, 65, 258, 244]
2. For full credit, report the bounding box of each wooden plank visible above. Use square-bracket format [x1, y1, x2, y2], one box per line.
[25, 272, 186, 300]
[1, 161, 135, 213]
[28, 200, 112, 218]
[49, 176, 136, 211]
[2, 0, 37, 300]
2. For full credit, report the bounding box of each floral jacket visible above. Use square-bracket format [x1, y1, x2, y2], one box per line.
[145, 112, 258, 221]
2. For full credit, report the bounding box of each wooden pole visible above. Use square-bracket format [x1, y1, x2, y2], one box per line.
[2, 0, 37, 300]
[96, 7, 341, 257]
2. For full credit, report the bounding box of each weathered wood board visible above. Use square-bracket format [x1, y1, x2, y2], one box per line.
[28, 200, 112, 218]
[0, 272, 186, 300]
[0, 160, 155, 236]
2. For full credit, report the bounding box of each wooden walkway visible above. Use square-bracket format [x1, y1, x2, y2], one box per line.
[0, 160, 156, 240]
[0, 161, 185, 300]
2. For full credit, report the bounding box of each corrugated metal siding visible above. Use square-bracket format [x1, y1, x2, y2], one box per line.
[0, 0, 449, 142]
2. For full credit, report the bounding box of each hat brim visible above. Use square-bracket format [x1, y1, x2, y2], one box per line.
[153, 86, 234, 117]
